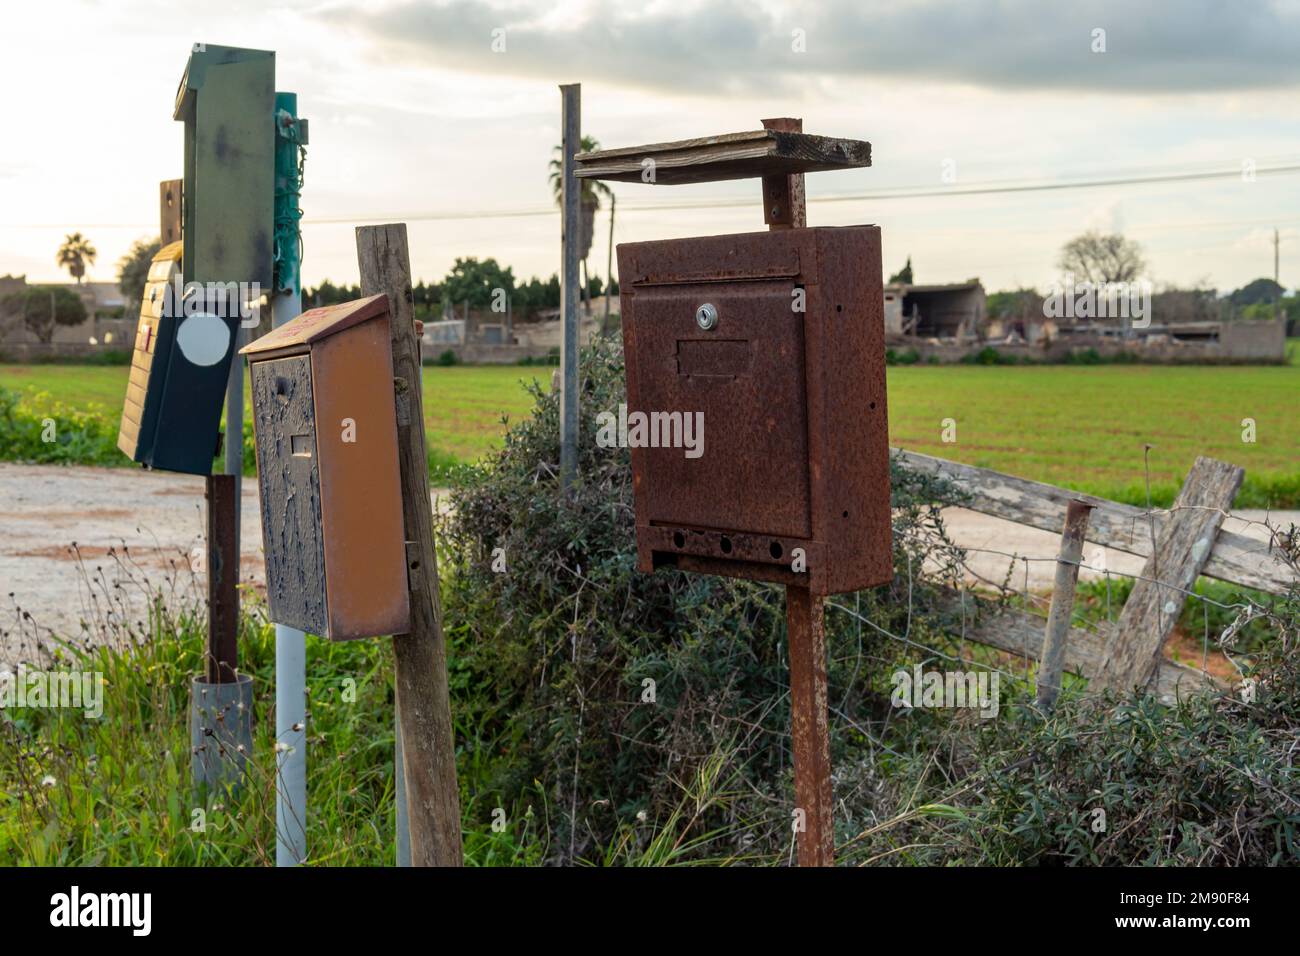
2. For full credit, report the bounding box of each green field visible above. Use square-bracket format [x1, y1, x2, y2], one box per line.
[2, 357, 1297, 507]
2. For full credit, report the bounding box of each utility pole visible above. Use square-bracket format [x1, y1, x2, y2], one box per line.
[558, 83, 581, 491]
[603, 193, 615, 332]
[1274, 227, 1281, 323]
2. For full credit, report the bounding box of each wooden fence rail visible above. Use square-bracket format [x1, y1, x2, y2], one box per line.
[893, 448, 1298, 702]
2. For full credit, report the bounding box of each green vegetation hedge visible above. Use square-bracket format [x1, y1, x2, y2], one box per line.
[439, 333, 1300, 865]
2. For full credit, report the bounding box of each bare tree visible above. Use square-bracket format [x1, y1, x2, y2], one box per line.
[1058, 231, 1146, 284]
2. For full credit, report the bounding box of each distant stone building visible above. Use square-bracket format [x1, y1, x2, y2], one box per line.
[0, 276, 133, 355]
[884, 281, 985, 339]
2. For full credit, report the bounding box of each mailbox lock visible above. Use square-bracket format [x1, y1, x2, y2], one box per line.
[695, 303, 719, 330]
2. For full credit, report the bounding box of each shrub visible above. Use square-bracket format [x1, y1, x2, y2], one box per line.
[0, 388, 122, 467]
[437, 332, 1300, 865]
[437, 333, 974, 863]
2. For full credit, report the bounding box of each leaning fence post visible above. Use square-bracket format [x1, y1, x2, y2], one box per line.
[1096, 456, 1243, 693]
[1037, 499, 1093, 712]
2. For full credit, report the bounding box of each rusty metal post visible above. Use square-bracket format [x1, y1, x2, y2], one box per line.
[190, 473, 251, 794]
[1037, 499, 1094, 712]
[786, 584, 834, 866]
[559, 83, 581, 490]
[204, 474, 239, 683]
[761, 118, 806, 229]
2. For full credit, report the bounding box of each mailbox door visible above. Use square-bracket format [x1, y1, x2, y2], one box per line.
[250, 355, 328, 635]
[627, 278, 811, 540]
[118, 259, 172, 463]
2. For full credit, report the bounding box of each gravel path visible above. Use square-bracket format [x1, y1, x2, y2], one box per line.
[1, 462, 1294, 664]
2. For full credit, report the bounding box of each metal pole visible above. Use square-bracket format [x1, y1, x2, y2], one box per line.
[1036, 499, 1093, 712]
[603, 193, 615, 332]
[272, 90, 308, 867]
[559, 83, 581, 490]
[272, 288, 307, 867]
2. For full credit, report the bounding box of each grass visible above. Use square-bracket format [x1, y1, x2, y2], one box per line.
[0, 551, 731, 866]
[886, 362, 1300, 507]
[2, 354, 1299, 507]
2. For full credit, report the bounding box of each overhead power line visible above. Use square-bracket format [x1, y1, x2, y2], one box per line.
[300, 160, 1300, 224]
[8, 160, 1299, 229]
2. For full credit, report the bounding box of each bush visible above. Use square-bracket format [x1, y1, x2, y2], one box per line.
[516, 348, 561, 367]
[960, 346, 1020, 366]
[437, 333, 1300, 865]
[0, 388, 122, 466]
[855, 638, 1300, 865]
[437, 334, 975, 863]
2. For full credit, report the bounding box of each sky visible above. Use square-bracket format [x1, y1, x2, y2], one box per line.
[1, 0, 1298, 295]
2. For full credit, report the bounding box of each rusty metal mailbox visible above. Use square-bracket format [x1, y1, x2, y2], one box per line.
[240, 294, 409, 640]
[618, 226, 892, 596]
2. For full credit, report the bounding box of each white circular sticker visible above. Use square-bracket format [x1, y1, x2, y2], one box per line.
[176, 313, 231, 367]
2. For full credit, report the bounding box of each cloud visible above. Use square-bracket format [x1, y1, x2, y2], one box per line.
[330, 0, 1300, 97]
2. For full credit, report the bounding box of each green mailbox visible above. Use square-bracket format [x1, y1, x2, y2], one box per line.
[174, 43, 275, 292]
[118, 44, 275, 475]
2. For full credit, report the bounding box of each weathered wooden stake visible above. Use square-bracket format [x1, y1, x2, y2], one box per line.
[1036, 499, 1093, 711]
[1097, 456, 1243, 693]
[357, 223, 463, 866]
[786, 585, 834, 866]
[760, 117, 806, 229]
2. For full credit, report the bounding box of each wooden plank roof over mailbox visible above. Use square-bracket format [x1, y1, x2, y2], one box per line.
[574, 128, 871, 185]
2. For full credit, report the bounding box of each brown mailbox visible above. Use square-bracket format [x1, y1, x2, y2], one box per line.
[617, 226, 892, 596]
[240, 294, 409, 640]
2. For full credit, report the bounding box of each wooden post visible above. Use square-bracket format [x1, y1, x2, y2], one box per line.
[760, 118, 806, 230]
[786, 585, 834, 866]
[1036, 499, 1092, 711]
[356, 223, 463, 867]
[159, 179, 182, 246]
[1096, 456, 1243, 693]
[559, 83, 581, 490]
[204, 474, 239, 683]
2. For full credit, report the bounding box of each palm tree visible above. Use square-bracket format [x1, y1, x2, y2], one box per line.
[549, 136, 613, 316]
[57, 233, 97, 285]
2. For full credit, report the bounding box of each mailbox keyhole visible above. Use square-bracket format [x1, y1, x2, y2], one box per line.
[719, 535, 733, 554]
[769, 541, 783, 559]
[673, 531, 686, 548]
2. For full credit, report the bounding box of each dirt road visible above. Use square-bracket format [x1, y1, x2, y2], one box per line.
[1, 462, 1293, 663]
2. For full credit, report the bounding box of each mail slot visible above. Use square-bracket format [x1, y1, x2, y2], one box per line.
[617, 225, 892, 595]
[240, 294, 409, 640]
[117, 241, 244, 473]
